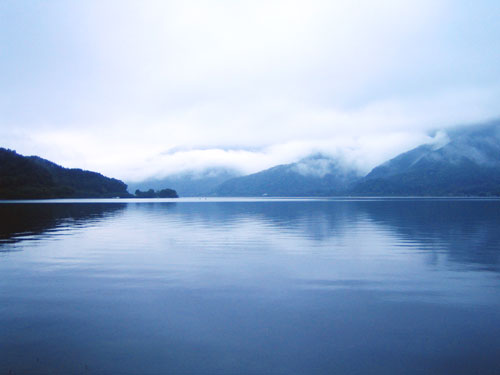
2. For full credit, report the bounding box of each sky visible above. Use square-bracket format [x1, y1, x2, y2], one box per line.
[1, 0, 500, 181]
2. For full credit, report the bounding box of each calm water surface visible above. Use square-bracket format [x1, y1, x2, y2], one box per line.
[1, 198, 500, 374]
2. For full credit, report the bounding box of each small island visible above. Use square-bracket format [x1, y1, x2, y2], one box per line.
[134, 188, 178, 198]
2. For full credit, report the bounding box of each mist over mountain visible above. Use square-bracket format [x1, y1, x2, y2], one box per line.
[202, 121, 500, 197]
[215, 154, 361, 196]
[127, 168, 240, 197]
[351, 121, 500, 196]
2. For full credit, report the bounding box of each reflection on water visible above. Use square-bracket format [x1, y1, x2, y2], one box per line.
[0, 203, 126, 248]
[359, 200, 500, 271]
[1, 199, 500, 374]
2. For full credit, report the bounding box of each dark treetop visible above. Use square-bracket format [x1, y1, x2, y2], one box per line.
[134, 188, 179, 198]
[0, 148, 132, 199]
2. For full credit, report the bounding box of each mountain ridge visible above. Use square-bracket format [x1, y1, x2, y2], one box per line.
[3, 121, 500, 198]
[207, 121, 500, 197]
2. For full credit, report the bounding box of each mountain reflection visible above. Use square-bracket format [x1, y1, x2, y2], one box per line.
[0, 203, 126, 249]
[162, 201, 366, 239]
[157, 200, 500, 271]
[356, 200, 500, 271]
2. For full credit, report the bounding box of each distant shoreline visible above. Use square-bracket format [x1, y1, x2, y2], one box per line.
[2, 196, 500, 203]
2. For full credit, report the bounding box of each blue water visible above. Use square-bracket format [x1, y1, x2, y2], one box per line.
[1, 198, 500, 374]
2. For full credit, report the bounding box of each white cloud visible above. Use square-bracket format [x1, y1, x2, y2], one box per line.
[1, 0, 500, 181]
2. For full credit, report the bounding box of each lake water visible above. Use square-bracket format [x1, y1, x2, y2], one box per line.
[1, 198, 500, 374]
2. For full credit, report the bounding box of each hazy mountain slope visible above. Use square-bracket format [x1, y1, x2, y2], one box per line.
[128, 168, 240, 197]
[351, 122, 500, 196]
[216, 155, 360, 196]
[0, 148, 131, 199]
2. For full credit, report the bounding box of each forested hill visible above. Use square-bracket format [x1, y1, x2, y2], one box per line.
[0, 148, 131, 199]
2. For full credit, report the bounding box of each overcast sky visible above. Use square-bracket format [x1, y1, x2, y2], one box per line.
[1, 0, 500, 181]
